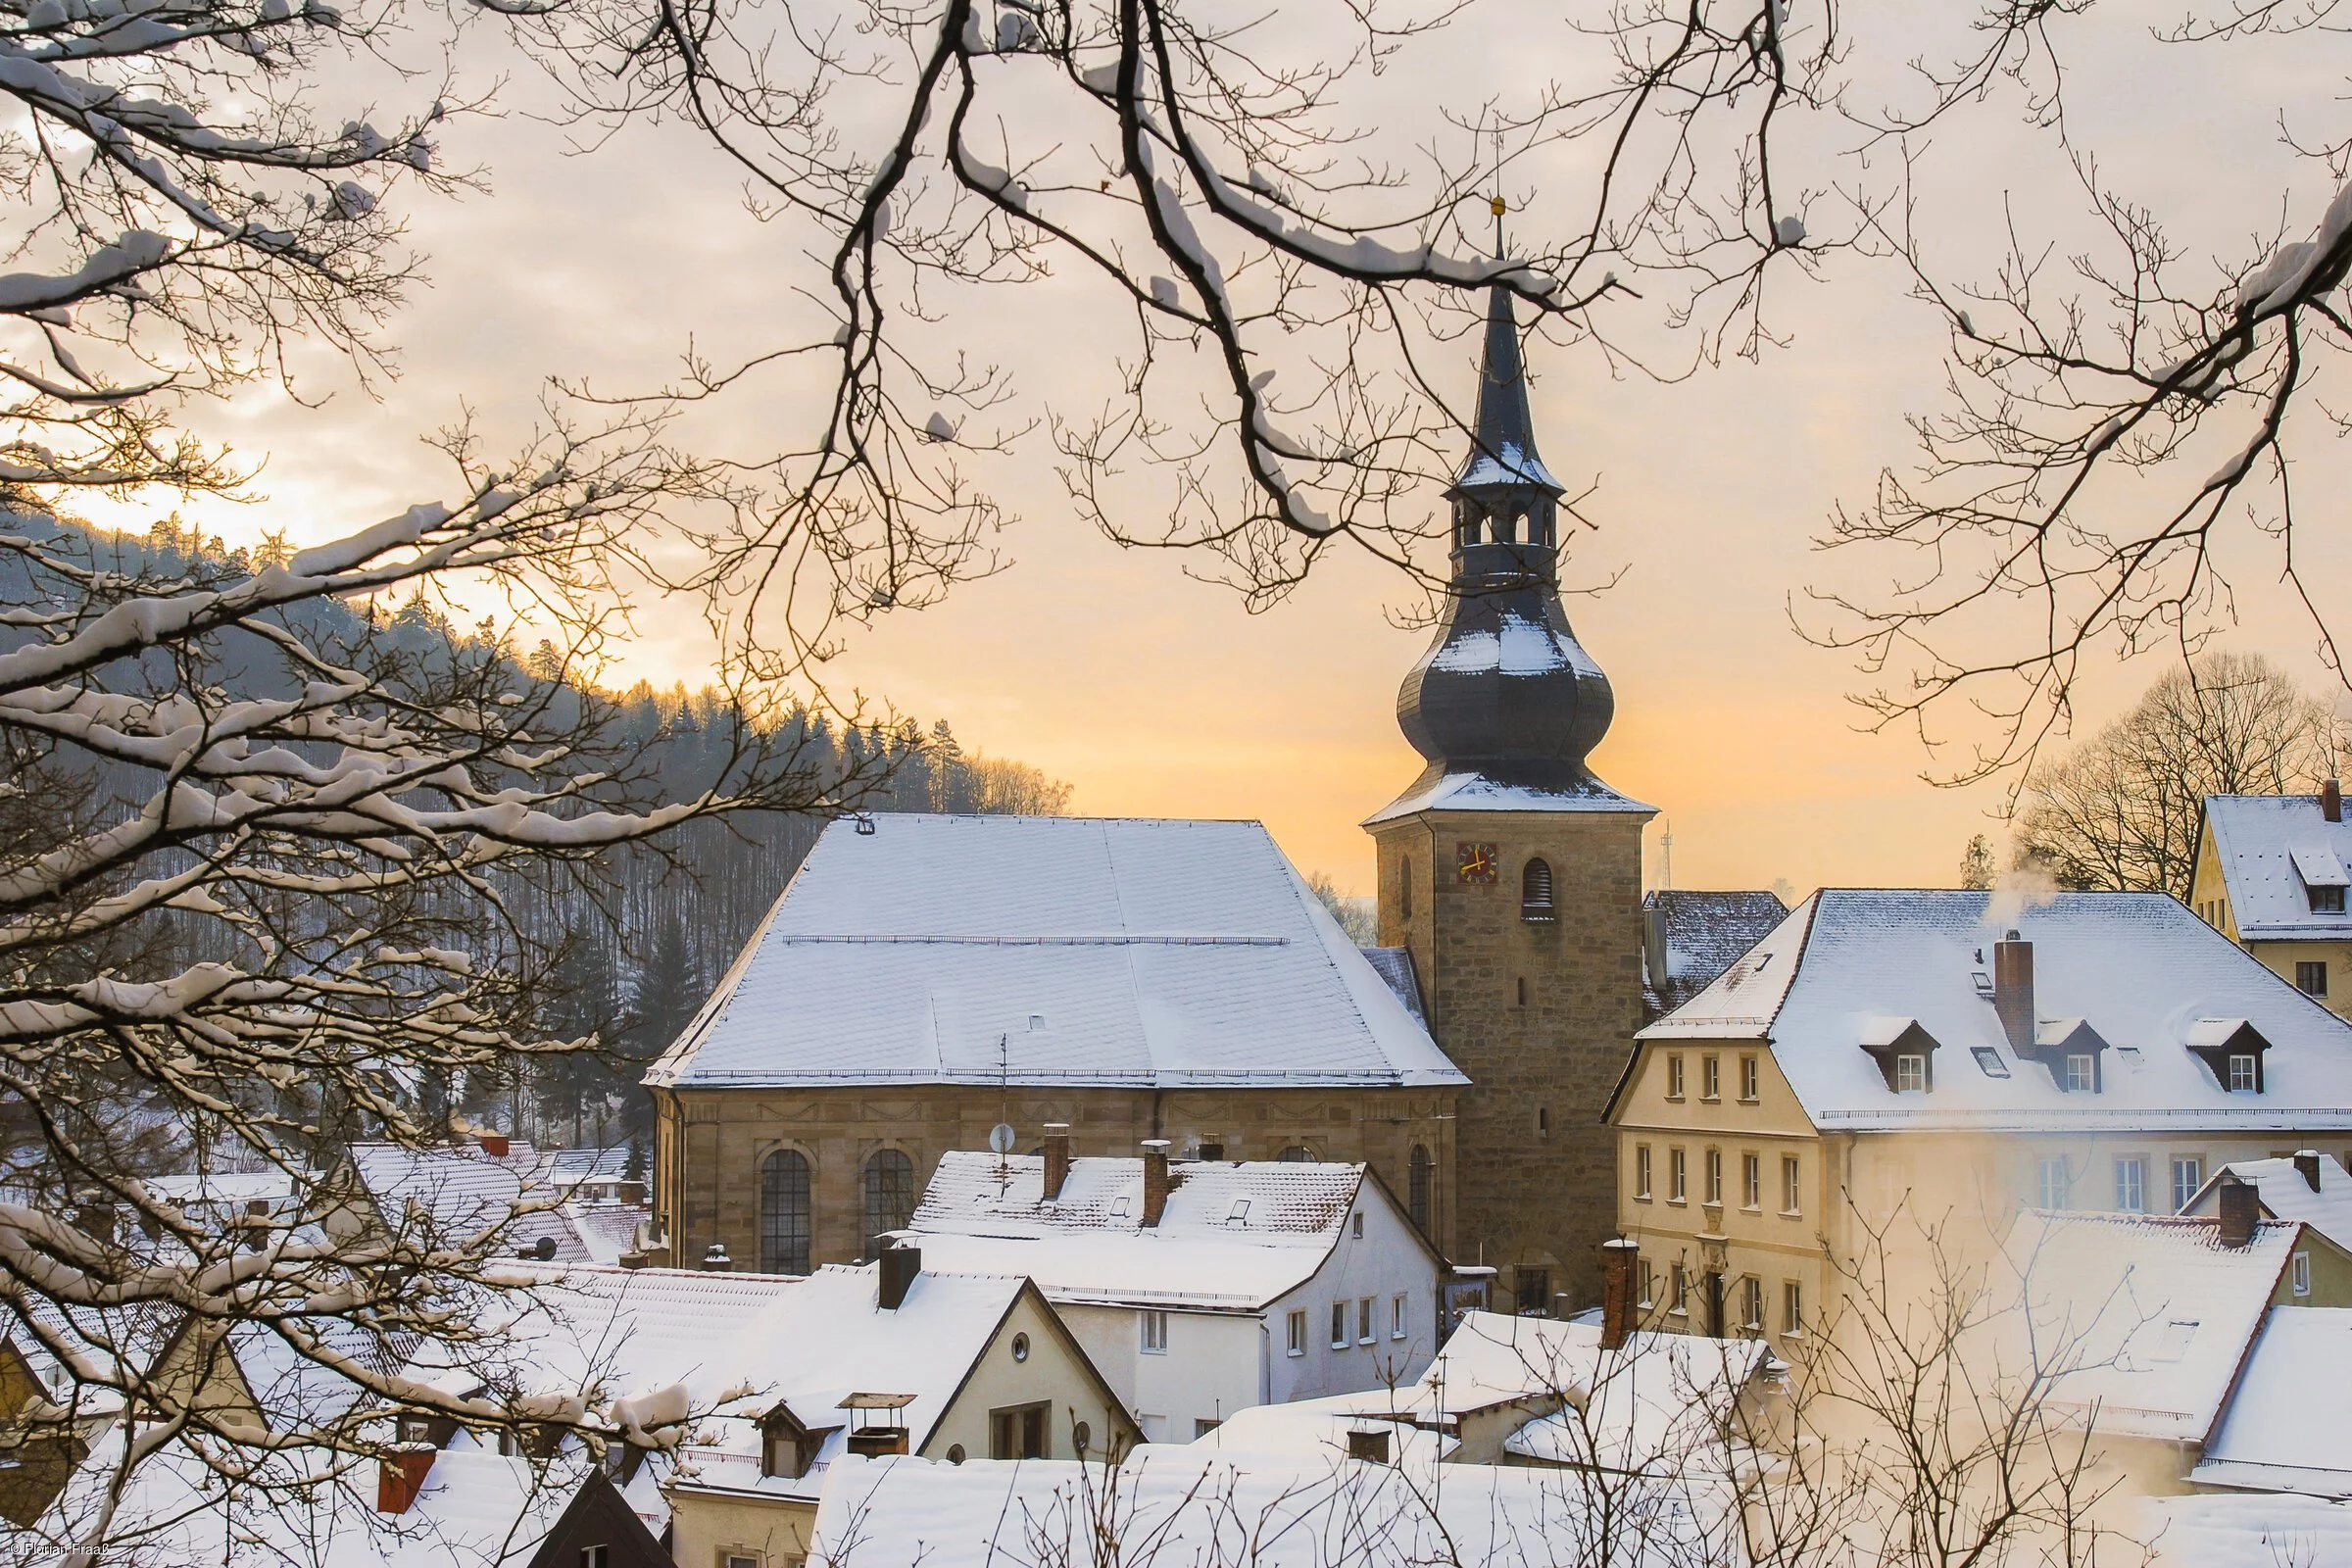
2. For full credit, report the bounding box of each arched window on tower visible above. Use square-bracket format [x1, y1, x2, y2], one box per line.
[1408, 1145, 1432, 1234]
[863, 1150, 916, 1256]
[760, 1149, 811, 1274]
[1521, 858, 1556, 922]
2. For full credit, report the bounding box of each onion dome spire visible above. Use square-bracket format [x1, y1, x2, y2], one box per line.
[1372, 282, 1638, 818]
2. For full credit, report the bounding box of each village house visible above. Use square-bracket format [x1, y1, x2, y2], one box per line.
[2190, 785, 2352, 1018]
[1608, 890, 2352, 1344]
[899, 1139, 1448, 1442]
[2179, 1150, 2352, 1252]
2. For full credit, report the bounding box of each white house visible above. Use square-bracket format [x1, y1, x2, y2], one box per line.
[903, 1138, 1448, 1442]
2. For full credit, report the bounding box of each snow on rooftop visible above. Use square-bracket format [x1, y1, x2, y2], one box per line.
[1642, 890, 1788, 1014]
[2186, 1153, 2352, 1256]
[2006, 1210, 2301, 1444]
[648, 815, 1464, 1090]
[2194, 1305, 2352, 1495]
[905, 1152, 1379, 1309]
[2207, 794, 2352, 939]
[346, 1142, 586, 1260]
[1639, 891, 2352, 1132]
[1363, 768, 1655, 825]
[2139, 1489, 2352, 1567]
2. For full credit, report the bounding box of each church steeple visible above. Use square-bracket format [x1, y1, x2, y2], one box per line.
[1370, 282, 1636, 818]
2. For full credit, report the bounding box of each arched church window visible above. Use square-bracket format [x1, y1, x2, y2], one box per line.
[863, 1149, 916, 1255]
[1408, 1145, 1432, 1233]
[1278, 1145, 1314, 1162]
[760, 1149, 811, 1274]
[1521, 858, 1555, 921]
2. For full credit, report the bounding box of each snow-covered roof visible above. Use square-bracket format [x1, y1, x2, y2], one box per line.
[648, 815, 1466, 1090]
[344, 1142, 586, 1260]
[1358, 947, 1427, 1025]
[2205, 794, 2352, 939]
[545, 1145, 636, 1187]
[1642, 890, 1788, 1015]
[561, 1200, 651, 1265]
[1192, 1391, 1460, 1466]
[808, 1447, 1741, 1568]
[903, 1152, 1392, 1309]
[1363, 767, 1655, 824]
[2183, 1154, 2352, 1255]
[1635, 891, 2352, 1132]
[2193, 1305, 2352, 1495]
[2006, 1210, 2301, 1444]
[2138, 1490, 2352, 1566]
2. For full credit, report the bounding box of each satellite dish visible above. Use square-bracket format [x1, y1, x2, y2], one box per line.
[989, 1122, 1017, 1155]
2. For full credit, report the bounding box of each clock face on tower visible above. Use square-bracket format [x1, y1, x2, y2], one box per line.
[1455, 842, 1498, 884]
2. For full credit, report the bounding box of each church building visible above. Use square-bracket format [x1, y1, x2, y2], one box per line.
[647, 283, 1654, 1313]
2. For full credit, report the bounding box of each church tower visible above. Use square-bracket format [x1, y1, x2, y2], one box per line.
[1366, 283, 1654, 1313]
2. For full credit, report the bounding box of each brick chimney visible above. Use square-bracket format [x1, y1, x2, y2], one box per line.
[1141, 1140, 1172, 1227]
[478, 1133, 510, 1159]
[703, 1242, 733, 1271]
[878, 1245, 921, 1310]
[1992, 932, 2035, 1053]
[2295, 1151, 2324, 1193]
[2216, 1173, 2260, 1249]
[1598, 1238, 1641, 1351]
[2326, 778, 2342, 823]
[377, 1447, 435, 1514]
[1042, 1123, 1072, 1201]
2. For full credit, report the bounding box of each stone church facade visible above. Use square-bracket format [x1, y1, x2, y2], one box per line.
[650, 281, 1652, 1312]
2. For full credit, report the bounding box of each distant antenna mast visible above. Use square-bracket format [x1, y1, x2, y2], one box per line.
[1660, 823, 1675, 892]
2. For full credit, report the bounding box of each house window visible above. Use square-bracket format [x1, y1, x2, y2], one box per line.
[1740, 1277, 1764, 1333]
[989, 1402, 1049, 1460]
[1196, 1418, 1222, 1438]
[760, 1149, 812, 1275]
[1741, 1152, 1761, 1209]
[1331, 1302, 1348, 1348]
[1894, 1054, 1927, 1093]
[1670, 1263, 1689, 1314]
[2311, 885, 2345, 914]
[2229, 1054, 2258, 1093]
[1640, 1261, 1657, 1309]
[1407, 1145, 1432, 1231]
[580, 1548, 607, 1568]
[1357, 1298, 1375, 1344]
[1391, 1295, 1408, 1339]
[2064, 1054, 2095, 1093]
[1516, 976, 1528, 1007]
[2294, 1250, 2313, 1297]
[2299, 961, 2329, 996]
[1635, 1145, 1653, 1200]
[1667, 1055, 1685, 1100]
[1279, 1145, 1313, 1161]
[1701, 1055, 1721, 1101]
[2114, 1157, 2145, 1214]
[1287, 1309, 1306, 1356]
[1670, 1148, 1688, 1202]
[2037, 1158, 2071, 1210]
[2171, 1157, 2203, 1213]
[1782, 1155, 1801, 1214]
[1740, 1055, 1759, 1102]
[1536, 1105, 1548, 1136]
[1522, 858, 1555, 920]
[1141, 1310, 1169, 1353]
[723, 1556, 760, 1568]
[863, 1150, 916, 1255]
[1517, 1268, 1549, 1317]
[1782, 1280, 1802, 1336]
[1704, 1149, 1723, 1206]
[1350, 1212, 1364, 1240]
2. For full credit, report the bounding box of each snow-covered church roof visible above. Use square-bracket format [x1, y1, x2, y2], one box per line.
[647, 815, 1468, 1091]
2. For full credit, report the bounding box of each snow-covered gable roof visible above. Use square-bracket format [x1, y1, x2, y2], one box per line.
[2139, 1491, 2352, 1568]
[1642, 889, 1788, 1014]
[2183, 1154, 2352, 1255]
[2205, 793, 2352, 939]
[904, 1152, 1398, 1309]
[2193, 1305, 2352, 1495]
[1638, 891, 2352, 1132]
[2006, 1210, 2300, 1444]
[648, 815, 1466, 1090]
[345, 1142, 586, 1260]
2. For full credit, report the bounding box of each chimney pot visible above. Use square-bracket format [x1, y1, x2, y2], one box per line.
[1141, 1140, 1172, 1228]
[478, 1133, 510, 1159]
[2217, 1173, 2260, 1249]
[1598, 1238, 1641, 1351]
[2326, 779, 2342, 824]
[878, 1245, 921, 1310]
[1042, 1123, 1072, 1201]
[377, 1447, 435, 1514]
[1992, 936, 2036, 1054]
[703, 1242, 733, 1272]
[2295, 1151, 2324, 1193]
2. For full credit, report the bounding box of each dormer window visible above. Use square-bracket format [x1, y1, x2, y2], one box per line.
[2293, 846, 2349, 912]
[2314, 886, 2347, 914]
[2229, 1054, 2258, 1093]
[2034, 1019, 2108, 1094]
[1858, 1017, 1937, 1094]
[2187, 1017, 2273, 1094]
[2064, 1054, 2095, 1093]
[1893, 1054, 1928, 1094]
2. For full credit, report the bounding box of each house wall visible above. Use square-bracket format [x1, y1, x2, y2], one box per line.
[667, 1491, 815, 1568]
[2189, 817, 2352, 1022]
[920, 1287, 1142, 1463]
[1371, 807, 1649, 1312]
[1054, 1302, 1264, 1444]
[1270, 1181, 1446, 1404]
[653, 1085, 1459, 1273]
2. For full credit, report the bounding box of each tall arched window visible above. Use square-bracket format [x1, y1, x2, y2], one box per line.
[1408, 1145, 1432, 1233]
[760, 1150, 811, 1275]
[1278, 1145, 1313, 1162]
[1521, 858, 1555, 921]
[863, 1150, 916, 1254]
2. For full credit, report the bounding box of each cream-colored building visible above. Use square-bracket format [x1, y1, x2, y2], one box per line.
[2190, 789, 2352, 1020]
[1605, 890, 2352, 1352]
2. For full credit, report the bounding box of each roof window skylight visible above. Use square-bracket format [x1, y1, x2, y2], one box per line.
[1970, 1047, 2010, 1079]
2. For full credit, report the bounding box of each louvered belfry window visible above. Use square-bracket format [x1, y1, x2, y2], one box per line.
[1521, 858, 1555, 921]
